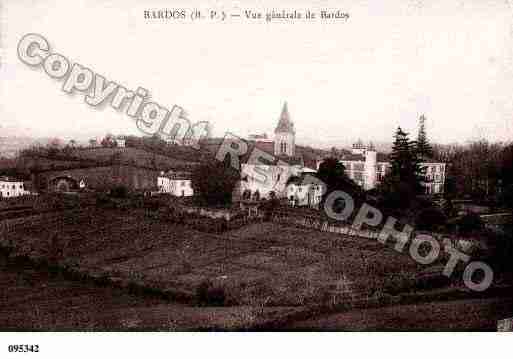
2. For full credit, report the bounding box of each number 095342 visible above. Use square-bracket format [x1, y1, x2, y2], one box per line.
[7, 345, 39, 353]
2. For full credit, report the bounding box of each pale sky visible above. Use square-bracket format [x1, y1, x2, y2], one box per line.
[1, 0, 513, 148]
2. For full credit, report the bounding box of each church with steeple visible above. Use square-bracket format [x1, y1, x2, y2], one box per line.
[240, 102, 321, 202]
[273, 102, 296, 157]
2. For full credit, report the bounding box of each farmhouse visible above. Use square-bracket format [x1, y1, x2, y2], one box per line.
[157, 170, 194, 197]
[27, 146, 200, 193]
[0, 176, 30, 198]
[285, 171, 325, 207]
[35, 165, 160, 193]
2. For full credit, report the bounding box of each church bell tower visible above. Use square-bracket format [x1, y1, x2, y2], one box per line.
[274, 102, 295, 157]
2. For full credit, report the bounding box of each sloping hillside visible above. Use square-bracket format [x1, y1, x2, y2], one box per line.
[69, 147, 200, 171]
[13, 146, 202, 173]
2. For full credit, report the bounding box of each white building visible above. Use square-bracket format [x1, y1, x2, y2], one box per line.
[116, 137, 126, 148]
[0, 177, 30, 199]
[339, 143, 446, 194]
[157, 171, 194, 197]
[286, 170, 326, 207]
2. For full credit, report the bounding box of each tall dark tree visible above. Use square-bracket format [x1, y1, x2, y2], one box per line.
[316, 157, 364, 207]
[317, 157, 362, 215]
[317, 157, 357, 193]
[500, 143, 513, 208]
[389, 127, 424, 193]
[191, 157, 239, 206]
[415, 115, 433, 159]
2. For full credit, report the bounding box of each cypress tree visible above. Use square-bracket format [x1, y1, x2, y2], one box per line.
[416, 115, 433, 159]
[390, 127, 424, 193]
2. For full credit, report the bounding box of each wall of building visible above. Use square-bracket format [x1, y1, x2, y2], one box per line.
[0, 181, 29, 198]
[35, 165, 159, 192]
[421, 163, 446, 194]
[274, 132, 295, 157]
[157, 177, 193, 196]
[363, 150, 377, 190]
[240, 164, 302, 199]
[286, 183, 324, 208]
[342, 154, 445, 194]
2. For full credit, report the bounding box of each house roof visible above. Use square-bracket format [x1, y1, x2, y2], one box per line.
[0, 176, 24, 183]
[243, 141, 304, 166]
[286, 172, 323, 186]
[341, 154, 365, 161]
[159, 171, 191, 180]
[340, 152, 391, 163]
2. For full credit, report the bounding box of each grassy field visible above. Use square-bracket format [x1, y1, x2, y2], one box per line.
[0, 254, 300, 330]
[1, 208, 511, 330]
[4, 209, 440, 308]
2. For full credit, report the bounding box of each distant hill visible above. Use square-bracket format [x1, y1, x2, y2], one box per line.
[1, 133, 213, 173]
[0, 137, 51, 158]
[16, 146, 202, 173]
[68, 147, 200, 171]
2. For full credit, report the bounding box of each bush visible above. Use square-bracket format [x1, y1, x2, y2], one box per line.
[415, 207, 447, 231]
[95, 192, 112, 207]
[457, 212, 484, 235]
[110, 185, 129, 198]
[379, 181, 416, 210]
[499, 184, 513, 209]
[196, 280, 227, 306]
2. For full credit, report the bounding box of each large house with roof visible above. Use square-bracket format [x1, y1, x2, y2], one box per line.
[338, 142, 446, 194]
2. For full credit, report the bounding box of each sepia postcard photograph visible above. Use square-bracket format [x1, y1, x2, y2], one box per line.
[0, 0, 512, 357]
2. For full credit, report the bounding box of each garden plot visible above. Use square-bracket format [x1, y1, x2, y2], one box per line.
[4, 210, 440, 308]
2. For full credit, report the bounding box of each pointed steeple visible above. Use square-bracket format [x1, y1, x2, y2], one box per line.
[274, 102, 295, 134]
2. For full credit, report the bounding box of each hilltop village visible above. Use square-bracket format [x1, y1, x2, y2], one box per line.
[0, 103, 512, 331]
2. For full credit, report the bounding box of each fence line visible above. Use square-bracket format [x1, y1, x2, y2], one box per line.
[271, 211, 381, 240]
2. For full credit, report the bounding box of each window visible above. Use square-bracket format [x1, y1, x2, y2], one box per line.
[353, 163, 364, 171]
